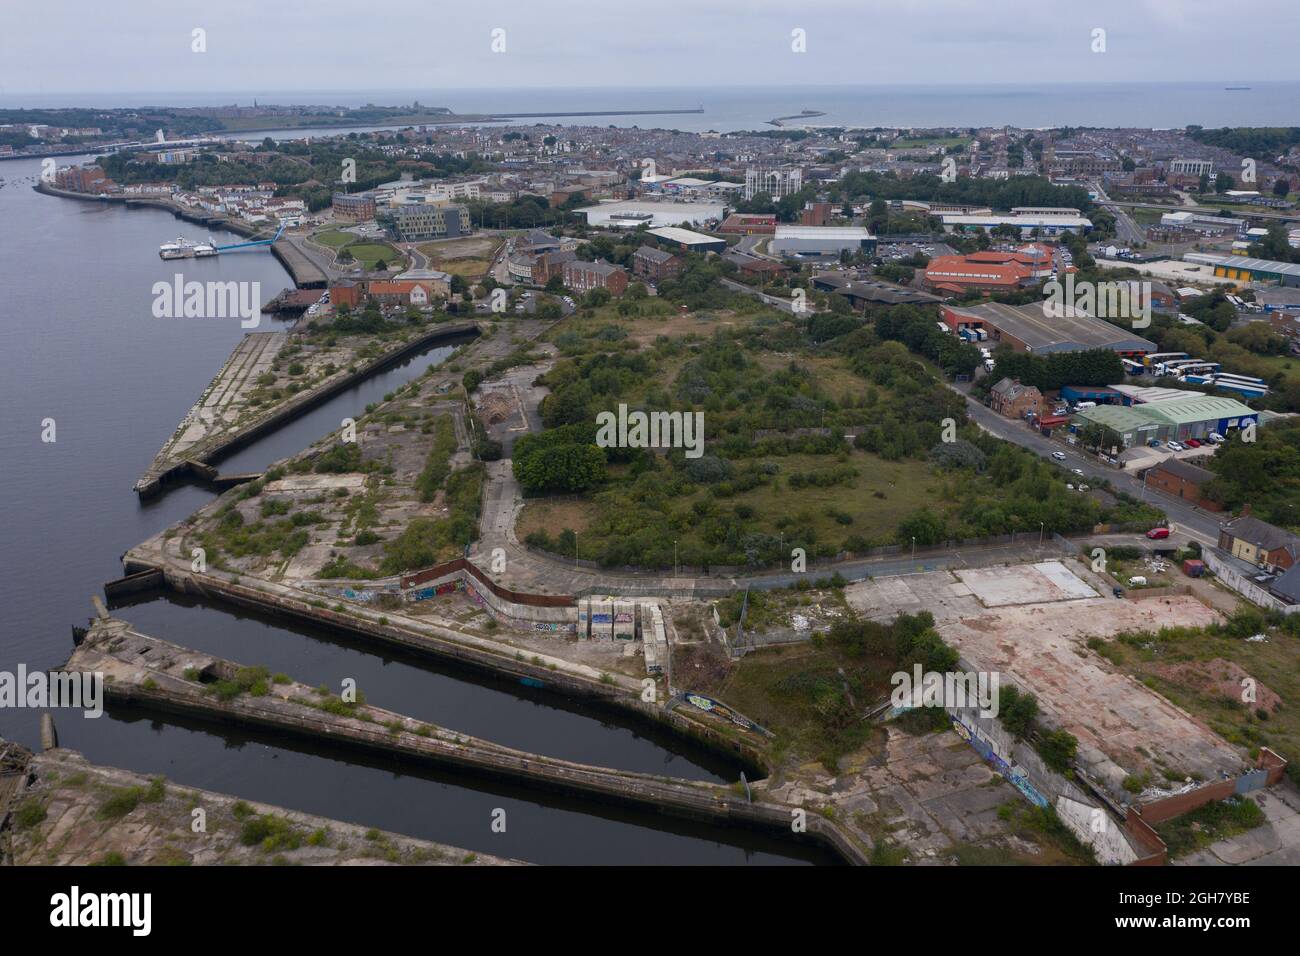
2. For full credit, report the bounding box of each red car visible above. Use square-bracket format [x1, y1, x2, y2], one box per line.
[1186, 438, 1201, 448]
[1146, 527, 1171, 540]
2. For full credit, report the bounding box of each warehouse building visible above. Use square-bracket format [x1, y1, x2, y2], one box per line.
[1185, 254, 1300, 288]
[923, 248, 1055, 295]
[940, 211, 1092, 237]
[941, 301, 1156, 356]
[1074, 395, 1259, 447]
[577, 199, 726, 229]
[771, 225, 876, 256]
[646, 226, 727, 254]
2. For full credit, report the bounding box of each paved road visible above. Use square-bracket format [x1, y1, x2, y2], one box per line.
[1091, 182, 1147, 247]
[950, 385, 1223, 547]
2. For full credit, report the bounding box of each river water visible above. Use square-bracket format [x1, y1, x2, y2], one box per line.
[0, 155, 830, 864]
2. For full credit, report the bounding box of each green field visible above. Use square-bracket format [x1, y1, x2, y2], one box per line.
[313, 230, 354, 249]
[342, 242, 401, 270]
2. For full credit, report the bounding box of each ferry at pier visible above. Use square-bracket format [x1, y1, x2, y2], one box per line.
[159, 237, 217, 259]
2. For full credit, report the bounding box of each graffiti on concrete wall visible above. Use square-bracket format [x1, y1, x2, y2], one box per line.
[680, 692, 773, 736]
[951, 715, 1049, 808]
[407, 579, 465, 603]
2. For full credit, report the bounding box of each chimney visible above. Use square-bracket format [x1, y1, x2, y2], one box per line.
[1242, 503, 1252, 517]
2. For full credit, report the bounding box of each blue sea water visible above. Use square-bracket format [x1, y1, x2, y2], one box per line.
[4, 82, 1298, 132]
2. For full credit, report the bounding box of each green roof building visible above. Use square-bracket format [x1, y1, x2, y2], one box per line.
[1075, 395, 1259, 447]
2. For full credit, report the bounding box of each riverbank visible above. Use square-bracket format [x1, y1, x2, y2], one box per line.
[34, 181, 328, 286]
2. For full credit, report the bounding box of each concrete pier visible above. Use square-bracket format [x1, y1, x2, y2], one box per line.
[67, 617, 865, 864]
[3, 739, 516, 866]
[133, 322, 479, 496]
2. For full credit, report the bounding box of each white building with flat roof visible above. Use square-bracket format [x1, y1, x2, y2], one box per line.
[940, 213, 1092, 236]
[771, 225, 875, 255]
[578, 199, 726, 229]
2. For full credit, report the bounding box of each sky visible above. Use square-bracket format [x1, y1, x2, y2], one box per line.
[1, 0, 1297, 99]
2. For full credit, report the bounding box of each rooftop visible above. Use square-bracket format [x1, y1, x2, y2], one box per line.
[946, 301, 1156, 354]
[647, 226, 723, 246]
[774, 225, 874, 240]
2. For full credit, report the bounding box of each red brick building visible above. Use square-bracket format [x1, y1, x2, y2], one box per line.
[57, 165, 112, 194]
[562, 259, 629, 296]
[988, 377, 1045, 419]
[719, 213, 776, 235]
[532, 250, 576, 285]
[799, 202, 834, 227]
[328, 280, 363, 309]
[1144, 459, 1221, 511]
[632, 245, 683, 283]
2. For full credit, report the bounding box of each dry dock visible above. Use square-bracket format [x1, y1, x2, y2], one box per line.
[67, 616, 865, 864]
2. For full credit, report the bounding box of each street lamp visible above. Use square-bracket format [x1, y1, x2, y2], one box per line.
[1039, 521, 1045, 545]
[911, 536, 916, 561]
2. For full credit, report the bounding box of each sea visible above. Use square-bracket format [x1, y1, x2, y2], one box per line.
[3, 82, 1299, 133]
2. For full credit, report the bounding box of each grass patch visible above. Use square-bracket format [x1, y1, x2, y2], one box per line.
[1155, 797, 1266, 859]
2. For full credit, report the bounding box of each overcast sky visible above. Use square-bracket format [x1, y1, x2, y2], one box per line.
[2, 0, 1296, 98]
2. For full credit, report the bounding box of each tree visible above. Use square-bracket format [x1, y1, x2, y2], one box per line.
[513, 440, 606, 494]
[1215, 173, 1236, 193]
[1036, 729, 1078, 773]
[897, 507, 946, 546]
[999, 686, 1039, 737]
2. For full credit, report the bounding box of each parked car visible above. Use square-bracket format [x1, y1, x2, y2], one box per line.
[1147, 439, 1162, 448]
[1167, 441, 1185, 452]
[1052, 451, 1067, 461]
[1146, 527, 1171, 540]
[1186, 438, 1201, 448]
[1207, 432, 1224, 443]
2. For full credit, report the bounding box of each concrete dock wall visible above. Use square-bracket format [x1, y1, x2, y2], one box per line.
[136, 322, 480, 495]
[116, 556, 770, 774]
[70, 619, 864, 864]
